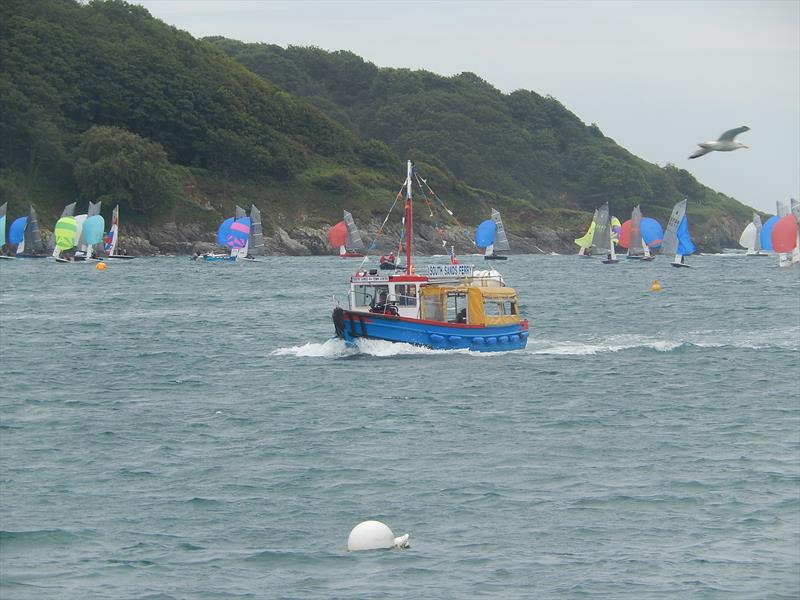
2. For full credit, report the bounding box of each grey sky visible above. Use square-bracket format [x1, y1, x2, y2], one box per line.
[134, 0, 799, 214]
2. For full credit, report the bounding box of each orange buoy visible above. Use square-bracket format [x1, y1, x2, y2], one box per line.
[96, 262, 107, 270]
[650, 278, 661, 292]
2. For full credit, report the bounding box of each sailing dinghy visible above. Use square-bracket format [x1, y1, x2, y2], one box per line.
[591, 203, 618, 264]
[662, 199, 695, 267]
[10, 206, 48, 258]
[476, 208, 510, 260]
[202, 210, 251, 262]
[328, 210, 365, 258]
[738, 212, 770, 256]
[770, 199, 799, 268]
[104, 205, 135, 259]
[74, 202, 105, 262]
[619, 206, 655, 261]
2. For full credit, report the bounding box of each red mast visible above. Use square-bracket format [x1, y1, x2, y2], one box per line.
[404, 160, 414, 274]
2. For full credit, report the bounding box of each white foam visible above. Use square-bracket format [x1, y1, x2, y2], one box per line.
[527, 334, 683, 356]
[272, 337, 471, 358]
[525, 326, 800, 356]
[271, 338, 355, 358]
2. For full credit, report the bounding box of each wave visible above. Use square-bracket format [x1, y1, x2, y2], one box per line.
[527, 326, 800, 355]
[0, 528, 81, 546]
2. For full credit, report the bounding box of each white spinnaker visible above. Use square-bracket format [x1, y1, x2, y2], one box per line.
[739, 223, 756, 252]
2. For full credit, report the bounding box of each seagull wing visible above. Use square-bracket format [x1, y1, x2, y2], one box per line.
[689, 147, 713, 159]
[717, 126, 750, 142]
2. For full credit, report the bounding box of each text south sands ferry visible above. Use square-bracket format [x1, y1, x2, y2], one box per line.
[331, 161, 529, 351]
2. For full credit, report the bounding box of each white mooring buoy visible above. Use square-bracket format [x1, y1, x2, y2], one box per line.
[347, 520, 410, 551]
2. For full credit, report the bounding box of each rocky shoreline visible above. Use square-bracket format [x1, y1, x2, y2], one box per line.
[108, 221, 583, 257]
[114, 219, 740, 257]
[33, 218, 740, 257]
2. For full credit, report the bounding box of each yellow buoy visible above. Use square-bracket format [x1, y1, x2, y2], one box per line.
[650, 278, 661, 292]
[96, 262, 107, 271]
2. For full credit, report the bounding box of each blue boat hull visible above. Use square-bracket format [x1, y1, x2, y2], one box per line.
[332, 308, 528, 352]
[203, 255, 235, 262]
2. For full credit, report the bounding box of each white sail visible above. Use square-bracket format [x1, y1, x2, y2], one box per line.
[343, 210, 364, 250]
[73, 214, 87, 256]
[107, 205, 120, 256]
[491, 209, 510, 252]
[249, 205, 265, 256]
[627, 206, 650, 258]
[485, 243, 495, 257]
[591, 203, 612, 256]
[777, 201, 792, 267]
[661, 200, 687, 256]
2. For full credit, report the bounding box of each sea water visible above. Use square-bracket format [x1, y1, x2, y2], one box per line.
[1, 254, 798, 599]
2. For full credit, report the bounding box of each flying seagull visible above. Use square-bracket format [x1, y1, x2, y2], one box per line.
[689, 126, 750, 159]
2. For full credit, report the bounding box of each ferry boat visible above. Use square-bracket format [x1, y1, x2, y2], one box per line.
[331, 161, 529, 352]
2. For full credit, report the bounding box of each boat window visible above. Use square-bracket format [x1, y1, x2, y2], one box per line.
[354, 285, 389, 307]
[484, 300, 504, 317]
[504, 299, 517, 315]
[446, 292, 467, 322]
[394, 284, 417, 307]
[422, 295, 443, 321]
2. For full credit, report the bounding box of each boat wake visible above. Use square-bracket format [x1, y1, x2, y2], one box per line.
[272, 337, 472, 358]
[527, 326, 800, 355]
[273, 325, 800, 359]
[527, 335, 681, 355]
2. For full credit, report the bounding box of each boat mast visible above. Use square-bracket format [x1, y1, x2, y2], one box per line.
[405, 159, 414, 274]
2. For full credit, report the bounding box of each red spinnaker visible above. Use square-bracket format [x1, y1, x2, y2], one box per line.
[327, 221, 348, 247]
[771, 214, 798, 253]
[618, 220, 632, 249]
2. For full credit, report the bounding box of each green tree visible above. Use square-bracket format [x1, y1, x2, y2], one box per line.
[73, 125, 177, 213]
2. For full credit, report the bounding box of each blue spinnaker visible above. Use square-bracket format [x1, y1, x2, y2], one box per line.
[475, 219, 497, 249]
[760, 215, 779, 251]
[676, 216, 695, 256]
[216, 217, 235, 247]
[9, 216, 27, 245]
[82, 215, 105, 245]
[640, 217, 664, 249]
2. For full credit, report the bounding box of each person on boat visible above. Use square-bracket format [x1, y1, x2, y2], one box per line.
[191, 251, 199, 261]
[455, 308, 467, 323]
